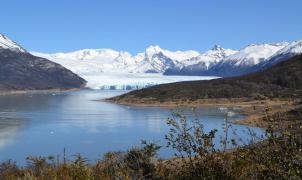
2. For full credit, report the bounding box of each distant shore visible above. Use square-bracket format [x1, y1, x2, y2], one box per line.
[0, 88, 83, 96]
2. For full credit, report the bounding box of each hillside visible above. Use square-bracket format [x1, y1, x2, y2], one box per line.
[0, 34, 86, 91]
[0, 49, 86, 91]
[108, 55, 302, 103]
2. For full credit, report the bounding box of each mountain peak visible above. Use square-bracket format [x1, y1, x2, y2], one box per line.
[211, 44, 223, 51]
[0, 33, 27, 53]
[146, 45, 163, 53]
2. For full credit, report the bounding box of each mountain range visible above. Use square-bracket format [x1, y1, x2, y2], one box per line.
[33, 40, 302, 77]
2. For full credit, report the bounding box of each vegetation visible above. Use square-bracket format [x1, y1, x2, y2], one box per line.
[1, 106, 301, 180]
[160, 107, 302, 179]
[109, 55, 302, 102]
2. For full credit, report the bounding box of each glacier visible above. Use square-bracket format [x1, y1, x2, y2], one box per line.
[82, 72, 218, 90]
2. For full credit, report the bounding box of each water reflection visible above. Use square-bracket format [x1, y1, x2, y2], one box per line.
[0, 115, 26, 150]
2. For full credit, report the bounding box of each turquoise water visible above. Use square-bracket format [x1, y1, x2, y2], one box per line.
[0, 90, 264, 165]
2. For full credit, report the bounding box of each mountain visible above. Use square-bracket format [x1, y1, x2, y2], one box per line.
[143, 45, 200, 62]
[0, 33, 86, 91]
[133, 45, 199, 73]
[165, 42, 301, 77]
[135, 51, 178, 73]
[206, 43, 288, 77]
[258, 40, 302, 68]
[164, 45, 237, 75]
[108, 54, 302, 104]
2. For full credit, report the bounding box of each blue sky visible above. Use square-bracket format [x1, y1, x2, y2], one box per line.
[1, 0, 301, 54]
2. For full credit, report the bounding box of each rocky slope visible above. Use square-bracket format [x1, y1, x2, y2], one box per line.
[0, 34, 86, 91]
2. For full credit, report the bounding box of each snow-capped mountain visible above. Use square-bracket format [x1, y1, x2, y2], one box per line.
[206, 43, 289, 77]
[182, 45, 237, 66]
[222, 43, 288, 66]
[259, 40, 302, 68]
[132, 45, 200, 73]
[143, 45, 200, 62]
[164, 45, 237, 75]
[135, 52, 177, 73]
[0, 34, 27, 53]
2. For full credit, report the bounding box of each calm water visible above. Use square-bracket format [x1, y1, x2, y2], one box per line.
[0, 90, 264, 165]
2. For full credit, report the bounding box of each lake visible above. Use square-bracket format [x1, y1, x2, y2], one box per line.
[0, 90, 264, 165]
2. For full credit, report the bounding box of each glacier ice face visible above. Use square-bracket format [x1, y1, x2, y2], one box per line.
[82, 73, 219, 90]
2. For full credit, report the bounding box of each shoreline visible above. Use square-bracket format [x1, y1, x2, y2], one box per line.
[104, 97, 295, 128]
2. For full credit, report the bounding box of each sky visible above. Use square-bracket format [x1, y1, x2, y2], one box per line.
[1, 0, 302, 54]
